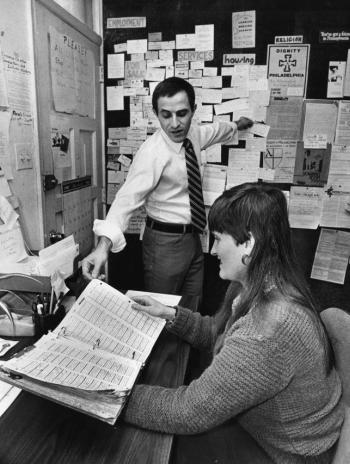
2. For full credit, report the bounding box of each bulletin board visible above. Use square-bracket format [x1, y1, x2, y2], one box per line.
[103, 0, 350, 313]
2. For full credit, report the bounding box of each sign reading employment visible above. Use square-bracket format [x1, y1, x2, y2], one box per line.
[267, 44, 310, 97]
[106, 17, 146, 29]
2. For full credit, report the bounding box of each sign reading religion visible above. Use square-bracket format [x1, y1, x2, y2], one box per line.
[267, 44, 310, 98]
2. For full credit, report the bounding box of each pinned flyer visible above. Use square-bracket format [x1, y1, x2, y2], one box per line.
[0, 196, 28, 264]
[327, 61, 346, 98]
[38, 235, 79, 278]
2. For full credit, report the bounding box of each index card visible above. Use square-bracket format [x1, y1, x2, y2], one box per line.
[205, 144, 222, 162]
[226, 149, 260, 188]
[127, 39, 148, 54]
[176, 34, 196, 49]
[202, 76, 222, 88]
[196, 88, 222, 104]
[214, 98, 249, 115]
[288, 186, 323, 229]
[114, 43, 127, 53]
[203, 67, 218, 77]
[195, 24, 214, 51]
[107, 54, 124, 79]
[311, 228, 350, 284]
[249, 123, 270, 138]
[145, 67, 165, 81]
[107, 86, 124, 111]
[202, 164, 227, 205]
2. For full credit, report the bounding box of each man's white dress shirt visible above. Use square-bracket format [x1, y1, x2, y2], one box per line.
[93, 121, 238, 252]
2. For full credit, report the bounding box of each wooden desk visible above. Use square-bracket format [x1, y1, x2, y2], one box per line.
[0, 295, 198, 464]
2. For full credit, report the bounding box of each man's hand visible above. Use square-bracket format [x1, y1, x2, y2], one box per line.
[131, 295, 176, 321]
[81, 237, 111, 280]
[235, 116, 254, 131]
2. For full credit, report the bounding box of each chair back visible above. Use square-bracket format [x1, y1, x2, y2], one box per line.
[321, 307, 350, 464]
[321, 307, 350, 406]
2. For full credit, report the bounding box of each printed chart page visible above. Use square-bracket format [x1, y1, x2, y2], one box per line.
[1, 280, 166, 393]
[57, 280, 166, 363]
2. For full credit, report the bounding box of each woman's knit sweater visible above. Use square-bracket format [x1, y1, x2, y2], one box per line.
[124, 299, 344, 463]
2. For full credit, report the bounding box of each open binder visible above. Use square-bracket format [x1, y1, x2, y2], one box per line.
[0, 279, 166, 425]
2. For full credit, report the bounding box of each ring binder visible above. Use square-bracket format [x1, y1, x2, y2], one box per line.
[0, 280, 166, 424]
[56, 326, 67, 338]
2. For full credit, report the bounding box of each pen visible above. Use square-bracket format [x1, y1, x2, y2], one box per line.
[53, 292, 64, 315]
[43, 294, 49, 314]
[49, 286, 55, 314]
[37, 303, 44, 315]
[32, 301, 38, 314]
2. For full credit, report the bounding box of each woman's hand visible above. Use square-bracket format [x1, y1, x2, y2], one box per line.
[131, 295, 176, 321]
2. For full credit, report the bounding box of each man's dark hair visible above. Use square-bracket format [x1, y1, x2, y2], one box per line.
[152, 77, 196, 114]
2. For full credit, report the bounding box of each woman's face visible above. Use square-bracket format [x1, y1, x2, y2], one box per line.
[211, 231, 253, 283]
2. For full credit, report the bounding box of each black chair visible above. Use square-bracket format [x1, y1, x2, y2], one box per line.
[321, 307, 350, 464]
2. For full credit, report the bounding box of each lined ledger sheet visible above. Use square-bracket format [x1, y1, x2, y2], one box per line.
[59, 280, 166, 363]
[2, 280, 166, 393]
[5, 334, 141, 392]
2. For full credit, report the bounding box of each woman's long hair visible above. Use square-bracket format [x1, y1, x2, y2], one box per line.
[208, 182, 333, 367]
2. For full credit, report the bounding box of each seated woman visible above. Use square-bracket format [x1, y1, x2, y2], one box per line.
[125, 182, 344, 463]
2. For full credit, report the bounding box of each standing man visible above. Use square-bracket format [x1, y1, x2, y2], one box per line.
[82, 77, 252, 296]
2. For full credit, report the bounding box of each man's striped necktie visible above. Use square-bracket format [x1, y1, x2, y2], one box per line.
[183, 138, 207, 232]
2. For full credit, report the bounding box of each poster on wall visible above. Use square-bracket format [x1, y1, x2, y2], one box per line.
[293, 141, 331, 186]
[51, 126, 71, 169]
[232, 10, 256, 48]
[49, 27, 95, 116]
[327, 61, 345, 98]
[0, 45, 9, 109]
[267, 44, 310, 97]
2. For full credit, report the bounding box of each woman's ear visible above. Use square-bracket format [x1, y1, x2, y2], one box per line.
[244, 232, 255, 256]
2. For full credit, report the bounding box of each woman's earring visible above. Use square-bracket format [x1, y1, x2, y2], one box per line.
[241, 254, 249, 265]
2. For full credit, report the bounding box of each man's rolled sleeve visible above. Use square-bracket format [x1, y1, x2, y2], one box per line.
[200, 121, 238, 150]
[93, 219, 126, 253]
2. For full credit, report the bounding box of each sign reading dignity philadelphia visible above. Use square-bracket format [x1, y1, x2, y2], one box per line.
[267, 44, 310, 97]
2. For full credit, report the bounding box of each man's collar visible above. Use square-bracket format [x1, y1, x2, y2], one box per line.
[160, 128, 189, 153]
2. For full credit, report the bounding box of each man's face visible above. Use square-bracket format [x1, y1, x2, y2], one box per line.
[154, 90, 195, 143]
